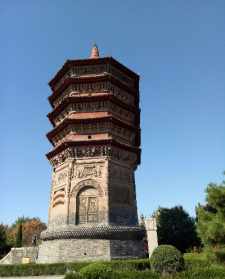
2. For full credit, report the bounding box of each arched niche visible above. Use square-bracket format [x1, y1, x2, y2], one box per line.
[68, 179, 104, 225]
[70, 179, 104, 197]
[76, 186, 98, 224]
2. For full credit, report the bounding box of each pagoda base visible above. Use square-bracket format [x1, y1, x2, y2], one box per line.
[37, 225, 145, 263]
[37, 238, 144, 263]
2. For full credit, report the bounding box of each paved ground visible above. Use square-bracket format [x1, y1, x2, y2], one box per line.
[0, 277, 64, 279]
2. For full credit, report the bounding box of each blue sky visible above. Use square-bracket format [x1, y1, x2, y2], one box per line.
[1, 0, 225, 225]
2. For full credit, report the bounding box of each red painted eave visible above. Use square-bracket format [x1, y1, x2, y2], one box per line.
[48, 57, 139, 90]
[48, 75, 139, 106]
[46, 116, 140, 141]
[47, 94, 139, 124]
[46, 139, 141, 160]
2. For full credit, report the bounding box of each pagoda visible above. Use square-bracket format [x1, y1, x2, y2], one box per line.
[37, 45, 144, 263]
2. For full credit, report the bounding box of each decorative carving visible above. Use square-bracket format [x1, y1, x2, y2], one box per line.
[49, 145, 137, 168]
[53, 100, 134, 126]
[52, 188, 65, 207]
[70, 179, 104, 197]
[53, 81, 135, 108]
[109, 65, 135, 88]
[52, 64, 135, 92]
[73, 164, 103, 179]
[53, 64, 107, 91]
[50, 147, 74, 167]
[52, 121, 135, 147]
[75, 145, 111, 158]
[58, 172, 68, 183]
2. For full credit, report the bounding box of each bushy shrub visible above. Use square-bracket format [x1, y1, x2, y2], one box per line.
[150, 245, 184, 275]
[79, 262, 113, 279]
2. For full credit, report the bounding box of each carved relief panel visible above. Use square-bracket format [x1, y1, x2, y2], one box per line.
[52, 167, 69, 189]
[72, 163, 103, 180]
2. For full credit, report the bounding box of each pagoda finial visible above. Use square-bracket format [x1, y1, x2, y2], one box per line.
[89, 43, 100, 59]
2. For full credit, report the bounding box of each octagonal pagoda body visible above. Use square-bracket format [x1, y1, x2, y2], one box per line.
[38, 47, 144, 263]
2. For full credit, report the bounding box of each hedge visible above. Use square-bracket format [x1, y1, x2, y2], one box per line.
[0, 256, 224, 278]
[0, 259, 149, 277]
[0, 262, 88, 277]
[65, 268, 225, 279]
[105, 258, 150, 271]
[65, 270, 159, 279]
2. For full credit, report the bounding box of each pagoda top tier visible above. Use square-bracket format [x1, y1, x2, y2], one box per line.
[49, 45, 139, 91]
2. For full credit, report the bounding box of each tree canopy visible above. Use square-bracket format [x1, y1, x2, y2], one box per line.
[196, 178, 225, 248]
[1, 217, 46, 251]
[156, 206, 200, 253]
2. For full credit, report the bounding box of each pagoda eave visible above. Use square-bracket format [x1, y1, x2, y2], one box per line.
[47, 94, 139, 124]
[46, 116, 140, 141]
[46, 139, 141, 161]
[48, 75, 139, 106]
[49, 57, 139, 90]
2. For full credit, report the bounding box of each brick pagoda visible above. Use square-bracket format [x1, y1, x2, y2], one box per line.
[37, 45, 144, 263]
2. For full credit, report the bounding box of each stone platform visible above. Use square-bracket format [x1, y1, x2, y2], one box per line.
[37, 225, 145, 263]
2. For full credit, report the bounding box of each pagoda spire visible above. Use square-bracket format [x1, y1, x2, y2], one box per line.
[89, 43, 100, 59]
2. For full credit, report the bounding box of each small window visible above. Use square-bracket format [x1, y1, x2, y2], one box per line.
[88, 135, 92, 139]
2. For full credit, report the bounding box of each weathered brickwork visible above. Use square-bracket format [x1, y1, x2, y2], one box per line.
[37, 239, 110, 263]
[37, 239, 144, 263]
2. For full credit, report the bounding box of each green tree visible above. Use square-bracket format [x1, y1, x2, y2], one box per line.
[196, 177, 225, 250]
[0, 224, 8, 257]
[156, 206, 200, 253]
[15, 222, 23, 247]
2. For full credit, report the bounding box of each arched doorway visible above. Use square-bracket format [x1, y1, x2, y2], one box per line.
[76, 186, 98, 224]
